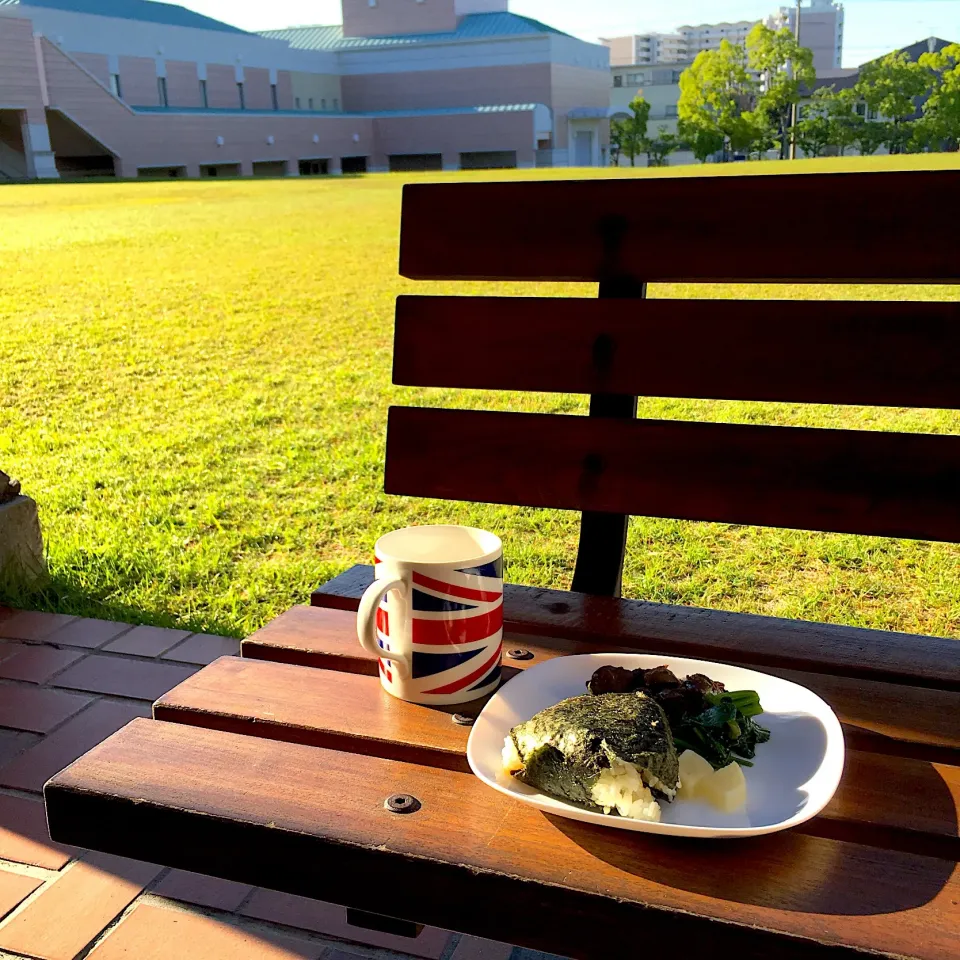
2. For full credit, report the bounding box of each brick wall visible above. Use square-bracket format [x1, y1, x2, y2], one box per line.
[118, 56, 158, 106]
[275, 71, 295, 110]
[205, 63, 239, 109]
[373, 110, 535, 168]
[71, 52, 109, 86]
[0, 17, 46, 123]
[165, 60, 201, 108]
[342, 0, 457, 38]
[341, 63, 552, 113]
[242, 67, 272, 110]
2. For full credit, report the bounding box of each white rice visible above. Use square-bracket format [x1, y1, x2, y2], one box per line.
[589, 756, 662, 822]
[502, 733, 663, 822]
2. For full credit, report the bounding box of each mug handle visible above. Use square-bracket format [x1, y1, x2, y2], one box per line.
[357, 577, 410, 678]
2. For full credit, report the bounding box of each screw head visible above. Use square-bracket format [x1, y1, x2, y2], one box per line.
[452, 713, 474, 726]
[385, 794, 421, 814]
[507, 648, 533, 661]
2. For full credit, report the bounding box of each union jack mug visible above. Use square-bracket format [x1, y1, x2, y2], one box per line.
[357, 525, 503, 704]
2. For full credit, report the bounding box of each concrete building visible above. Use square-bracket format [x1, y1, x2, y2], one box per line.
[769, 0, 844, 73]
[603, 1, 844, 73]
[0, 0, 610, 180]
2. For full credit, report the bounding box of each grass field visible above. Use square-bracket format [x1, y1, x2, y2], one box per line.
[2, 152, 959, 639]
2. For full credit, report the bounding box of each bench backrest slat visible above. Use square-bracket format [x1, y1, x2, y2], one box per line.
[395, 296, 960, 408]
[386, 407, 960, 542]
[400, 171, 960, 283]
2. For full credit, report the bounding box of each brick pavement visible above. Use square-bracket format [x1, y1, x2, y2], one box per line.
[0, 607, 541, 960]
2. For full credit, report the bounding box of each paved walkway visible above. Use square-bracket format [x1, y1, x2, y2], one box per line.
[0, 606, 534, 960]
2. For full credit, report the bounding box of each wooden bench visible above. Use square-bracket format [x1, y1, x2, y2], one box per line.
[45, 169, 960, 959]
[390, 169, 960, 597]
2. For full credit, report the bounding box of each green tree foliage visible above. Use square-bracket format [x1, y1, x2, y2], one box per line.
[855, 51, 933, 153]
[797, 86, 862, 157]
[610, 95, 650, 166]
[795, 90, 833, 157]
[678, 120, 725, 162]
[678, 41, 759, 160]
[644, 125, 680, 166]
[747, 23, 816, 159]
[851, 116, 888, 156]
[919, 43, 960, 150]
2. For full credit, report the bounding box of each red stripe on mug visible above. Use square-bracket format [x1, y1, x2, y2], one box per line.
[422, 645, 502, 695]
[411, 571, 501, 603]
[412, 606, 502, 645]
[376, 608, 389, 636]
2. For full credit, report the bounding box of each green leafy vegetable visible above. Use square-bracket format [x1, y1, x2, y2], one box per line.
[673, 691, 771, 770]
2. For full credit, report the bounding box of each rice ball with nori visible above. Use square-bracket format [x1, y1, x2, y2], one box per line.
[503, 692, 679, 821]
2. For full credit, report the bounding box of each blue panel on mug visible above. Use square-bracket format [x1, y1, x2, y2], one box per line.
[412, 647, 486, 679]
[456, 557, 503, 579]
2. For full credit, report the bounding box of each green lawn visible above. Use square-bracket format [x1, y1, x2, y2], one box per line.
[2, 152, 959, 639]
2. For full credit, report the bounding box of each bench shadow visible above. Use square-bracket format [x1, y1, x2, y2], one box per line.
[547, 754, 957, 916]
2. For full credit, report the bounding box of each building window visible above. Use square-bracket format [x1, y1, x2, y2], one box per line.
[271, 83, 279, 110]
[333, 98, 339, 110]
[110, 73, 122, 98]
[200, 79, 208, 108]
[237, 82, 245, 109]
[157, 76, 168, 107]
[295, 96, 301, 109]
[308, 97, 314, 110]
[321, 99, 326, 110]
[665, 105, 678, 118]
[626, 73, 644, 85]
[672, 70, 682, 83]
[613, 75, 623, 87]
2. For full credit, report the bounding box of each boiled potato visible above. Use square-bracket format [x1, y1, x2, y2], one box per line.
[700, 761, 747, 812]
[677, 749, 714, 798]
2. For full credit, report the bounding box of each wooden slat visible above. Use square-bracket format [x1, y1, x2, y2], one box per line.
[247, 605, 960, 763]
[400, 171, 960, 283]
[46, 720, 960, 960]
[386, 406, 960, 544]
[156, 656, 960, 860]
[311, 567, 960, 694]
[395, 296, 960, 408]
[155, 657, 472, 774]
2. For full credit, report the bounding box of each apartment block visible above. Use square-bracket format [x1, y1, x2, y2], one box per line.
[603, 1, 844, 73]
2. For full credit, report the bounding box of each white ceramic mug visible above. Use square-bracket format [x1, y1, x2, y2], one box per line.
[357, 525, 503, 705]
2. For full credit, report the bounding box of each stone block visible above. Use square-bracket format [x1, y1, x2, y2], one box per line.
[0, 496, 47, 591]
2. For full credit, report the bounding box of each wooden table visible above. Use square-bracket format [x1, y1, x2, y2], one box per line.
[45, 567, 960, 959]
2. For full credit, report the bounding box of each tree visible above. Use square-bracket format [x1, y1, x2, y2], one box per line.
[919, 43, 960, 150]
[855, 51, 933, 153]
[747, 23, 816, 159]
[678, 41, 758, 160]
[610, 95, 650, 166]
[643, 125, 680, 166]
[678, 119, 724, 162]
[851, 117, 888, 156]
[795, 93, 833, 157]
[796, 85, 861, 156]
[824, 87, 861, 155]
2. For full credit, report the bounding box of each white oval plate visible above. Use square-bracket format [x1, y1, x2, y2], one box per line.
[467, 653, 845, 839]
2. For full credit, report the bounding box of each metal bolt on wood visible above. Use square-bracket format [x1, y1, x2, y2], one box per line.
[507, 649, 533, 661]
[452, 714, 475, 726]
[385, 794, 421, 814]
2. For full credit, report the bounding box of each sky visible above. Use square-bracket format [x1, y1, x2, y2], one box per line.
[178, 1, 959, 67]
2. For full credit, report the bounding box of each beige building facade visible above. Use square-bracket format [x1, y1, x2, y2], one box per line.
[0, 0, 609, 180]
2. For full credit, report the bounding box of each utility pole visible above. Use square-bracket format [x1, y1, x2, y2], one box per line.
[788, 0, 802, 160]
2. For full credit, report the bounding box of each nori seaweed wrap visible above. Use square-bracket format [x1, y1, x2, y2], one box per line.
[503, 692, 680, 819]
